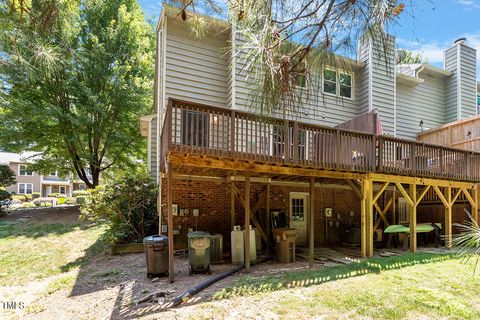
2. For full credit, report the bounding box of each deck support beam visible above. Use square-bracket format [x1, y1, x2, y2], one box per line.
[230, 181, 236, 229]
[361, 177, 374, 257]
[166, 163, 174, 283]
[445, 186, 452, 249]
[244, 175, 251, 273]
[474, 184, 479, 223]
[367, 179, 374, 257]
[309, 177, 315, 267]
[266, 183, 271, 252]
[409, 184, 417, 253]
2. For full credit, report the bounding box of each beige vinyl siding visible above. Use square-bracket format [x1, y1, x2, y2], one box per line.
[357, 41, 370, 114]
[444, 46, 459, 122]
[459, 44, 477, 118]
[164, 18, 229, 108]
[396, 74, 446, 139]
[234, 33, 362, 127]
[358, 34, 396, 135]
[149, 116, 158, 180]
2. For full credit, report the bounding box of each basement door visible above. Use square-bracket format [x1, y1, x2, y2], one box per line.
[289, 192, 309, 245]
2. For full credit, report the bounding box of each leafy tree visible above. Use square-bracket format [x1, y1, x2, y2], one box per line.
[171, 0, 407, 115]
[0, 164, 15, 216]
[0, 164, 16, 188]
[396, 49, 426, 64]
[0, 0, 154, 188]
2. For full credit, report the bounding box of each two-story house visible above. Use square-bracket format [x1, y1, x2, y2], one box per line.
[0, 152, 88, 196]
[143, 6, 480, 281]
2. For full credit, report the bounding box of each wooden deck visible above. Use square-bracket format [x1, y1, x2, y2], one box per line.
[161, 99, 480, 182]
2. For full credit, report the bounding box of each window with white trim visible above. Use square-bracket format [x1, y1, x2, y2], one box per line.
[19, 164, 33, 176]
[18, 183, 33, 194]
[59, 186, 66, 194]
[322, 68, 354, 99]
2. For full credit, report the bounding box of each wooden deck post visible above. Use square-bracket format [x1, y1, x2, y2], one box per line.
[366, 178, 374, 257]
[473, 184, 479, 224]
[266, 183, 271, 251]
[445, 186, 452, 249]
[360, 178, 367, 258]
[309, 177, 315, 267]
[230, 181, 236, 229]
[244, 175, 251, 273]
[409, 184, 417, 253]
[166, 163, 175, 283]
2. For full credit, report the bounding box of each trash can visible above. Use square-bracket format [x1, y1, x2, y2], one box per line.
[272, 228, 297, 263]
[188, 231, 211, 275]
[143, 235, 168, 278]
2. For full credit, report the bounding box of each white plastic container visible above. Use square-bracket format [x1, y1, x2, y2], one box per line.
[231, 226, 244, 265]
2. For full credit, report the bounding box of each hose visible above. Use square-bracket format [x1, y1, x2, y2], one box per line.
[166, 255, 272, 309]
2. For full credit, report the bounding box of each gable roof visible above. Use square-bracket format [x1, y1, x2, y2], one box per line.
[0, 152, 41, 165]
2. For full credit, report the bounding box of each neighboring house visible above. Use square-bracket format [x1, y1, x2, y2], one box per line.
[0, 152, 88, 196]
[142, 6, 480, 281]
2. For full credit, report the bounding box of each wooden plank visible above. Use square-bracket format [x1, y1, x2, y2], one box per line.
[244, 175, 251, 273]
[370, 173, 476, 189]
[230, 182, 236, 229]
[168, 153, 366, 180]
[395, 182, 414, 207]
[266, 183, 271, 250]
[461, 188, 475, 207]
[409, 184, 417, 253]
[473, 185, 479, 223]
[451, 188, 463, 204]
[309, 177, 315, 268]
[373, 182, 389, 204]
[415, 185, 431, 206]
[432, 185, 449, 208]
[373, 198, 392, 230]
[167, 163, 174, 283]
[360, 179, 367, 258]
[366, 179, 374, 257]
[445, 186, 452, 249]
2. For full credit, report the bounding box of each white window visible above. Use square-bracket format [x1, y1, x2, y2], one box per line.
[19, 164, 33, 176]
[59, 186, 66, 194]
[322, 68, 354, 99]
[18, 183, 33, 194]
[50, 171, 57, 176]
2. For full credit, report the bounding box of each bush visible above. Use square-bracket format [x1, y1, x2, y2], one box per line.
[65, 197, 76, 205]
[24, 194, 33, 201]
[57, 197, 66, 205]
[32, 192, 41, 199]
[47, 193, 60, 198]
[0, 164, 16, 188]
[72, 190, 88, 197]
[33, 197, 55, 207]
[12, 195, 27, 202]
[76, 196, 86, 205]
[81, 173, 158, 244]
[0, 189, 12, 216]
[21, 202, 36, 208]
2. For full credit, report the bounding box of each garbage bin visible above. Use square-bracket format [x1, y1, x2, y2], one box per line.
[272, 228, 297, 263]
[143, 235, 168, 278]
[188, 231, 211, 275]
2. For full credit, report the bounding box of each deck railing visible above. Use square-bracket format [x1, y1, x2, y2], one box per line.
[161, 99, 480, 182]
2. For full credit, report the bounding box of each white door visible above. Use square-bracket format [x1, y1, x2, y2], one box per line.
[290, 192, 309, 245]
[46, 185, 52, 197]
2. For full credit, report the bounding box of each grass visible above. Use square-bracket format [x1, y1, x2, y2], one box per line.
[0, 219, 107, 286]
[188, 253, 480, 320]
[44, 274, 76, 295]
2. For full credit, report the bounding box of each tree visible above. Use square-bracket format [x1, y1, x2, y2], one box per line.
[173, 0, 406, 115]
[0, 164, 15, 216]
[396, 49, 426, 64]
[0, 164, 16, 188]
[0, 0, 154, 188]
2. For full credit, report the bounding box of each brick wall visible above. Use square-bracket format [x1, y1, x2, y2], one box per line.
[161, 178, 362, 249]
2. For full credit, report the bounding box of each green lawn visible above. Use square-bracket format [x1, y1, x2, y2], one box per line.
[0, 219, 106, 286]
[188, 253, 480, 319]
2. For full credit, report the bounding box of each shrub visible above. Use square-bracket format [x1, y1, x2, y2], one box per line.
[81, 173, 158, 244]
[12, 195, 27, 202]
[33, 197, 55, 207]
[0, 164, 16, 188]
[21, 202, 36, 208]
[32, 192, 41, 199]
[57, 197, 66, 205]
[24, 194, 33, 201]
[72, 190, 88, 197]
[65, 197, 76, 205]
[76, 196, 86, 205]
[47, 193, 60, 198]
[0, 189, 12, 216]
